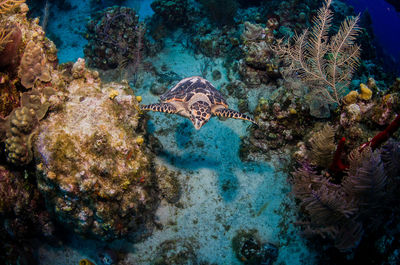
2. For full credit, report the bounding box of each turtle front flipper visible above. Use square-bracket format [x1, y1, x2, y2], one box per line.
[140, 103, 177, 114]
[214, 108, 258, 125]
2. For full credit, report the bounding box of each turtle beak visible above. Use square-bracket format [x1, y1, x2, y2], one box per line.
[191, 118, 205, 130]
[194, 120, 202, 130]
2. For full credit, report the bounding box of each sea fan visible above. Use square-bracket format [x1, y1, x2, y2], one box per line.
[291, 162, 326, 198]
[380, 140, 400, 178]
[308, 124, 336, 168]
[301, 185, 357, 226]
[334, 219, 363, 250]
[345, 146, 372, 177]
[343, 149, 387, 213]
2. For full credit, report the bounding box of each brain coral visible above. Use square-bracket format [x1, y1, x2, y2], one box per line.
[34, 61, 157, 240]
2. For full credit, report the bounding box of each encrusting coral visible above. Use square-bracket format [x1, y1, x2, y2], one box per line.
[18, 40, 52, 88]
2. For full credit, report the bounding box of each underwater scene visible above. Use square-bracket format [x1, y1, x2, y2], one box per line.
[1, 0, 400, 264]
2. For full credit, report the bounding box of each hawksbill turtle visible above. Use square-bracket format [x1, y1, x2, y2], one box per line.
[141, 76, 257, 130]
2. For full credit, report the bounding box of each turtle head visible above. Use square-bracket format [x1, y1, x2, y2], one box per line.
[189, 101, 211, 130]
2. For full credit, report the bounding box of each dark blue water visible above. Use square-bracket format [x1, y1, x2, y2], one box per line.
[345, 0, 400, 73]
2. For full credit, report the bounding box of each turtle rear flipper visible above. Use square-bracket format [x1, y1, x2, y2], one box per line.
[140, 103, 177, 114]
[214, 108, 258, 126]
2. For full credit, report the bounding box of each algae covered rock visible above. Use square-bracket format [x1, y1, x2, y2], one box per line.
[34, 62, 157, 240]
[156, 165, 181, 204]
[232, 229, 278, 265]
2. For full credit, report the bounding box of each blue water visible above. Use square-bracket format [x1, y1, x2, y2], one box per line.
[345, 0, 400, 72]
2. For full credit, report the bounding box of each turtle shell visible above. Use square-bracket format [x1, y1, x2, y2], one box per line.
[160, 76, 228, 107]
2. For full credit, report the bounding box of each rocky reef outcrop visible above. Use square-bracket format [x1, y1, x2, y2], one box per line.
[34, 59, 157, 240]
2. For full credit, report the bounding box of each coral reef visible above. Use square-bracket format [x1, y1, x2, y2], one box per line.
[239, 20, 280, 86]
[34, 59, 158, 240]
[241, 84, 313, 159]
[0, 0, 57, 163]
[0, 165, 54, 264]
[0, 0, 57, 118]
[0, 0, 398, 264]
[192, 25, 239, 58]
[151, 0, 188, 28]
[0, 0, 25, 14]
[84, 6, 145, 70]
[0, 24, 22, 69]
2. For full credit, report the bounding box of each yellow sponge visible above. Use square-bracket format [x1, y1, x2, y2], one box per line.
[343, 90, 359, 105]
[359, 83, 372, 100]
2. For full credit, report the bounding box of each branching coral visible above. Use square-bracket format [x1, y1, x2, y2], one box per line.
[380, 140, 400, 178]
[342, 149, 387, 213]
[0, 26, 12, 52]
[0, 24, 22, 69]
[0, 0, 25, 14]
[273, 0, 361, 105]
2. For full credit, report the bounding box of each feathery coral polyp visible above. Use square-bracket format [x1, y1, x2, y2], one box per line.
[273, 0, 361, 105]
